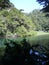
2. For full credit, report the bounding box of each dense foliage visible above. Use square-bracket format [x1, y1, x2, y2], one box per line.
[0, 8, 49, 38]
[0, 7, 36, 38]
[0, 0, 49, 38]
[28, 10, 49, 31]
[0, 0, 12, 9]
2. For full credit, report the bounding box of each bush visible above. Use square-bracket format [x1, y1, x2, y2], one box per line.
[2, 10, 9, 17]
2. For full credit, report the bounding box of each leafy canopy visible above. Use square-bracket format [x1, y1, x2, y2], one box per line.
[37, 0, 49, 12]
[0, 0, 11, 8]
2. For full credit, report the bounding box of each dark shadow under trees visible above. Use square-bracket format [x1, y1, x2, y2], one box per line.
[1, 39, 49, 65]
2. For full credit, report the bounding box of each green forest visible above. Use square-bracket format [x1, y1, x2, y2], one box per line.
[0, 0, 49, 65]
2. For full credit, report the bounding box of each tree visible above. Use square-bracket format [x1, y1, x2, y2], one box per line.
[28, 9, 49, 31]
[0, 0, 11, 8]
[37, 0, 49, 12]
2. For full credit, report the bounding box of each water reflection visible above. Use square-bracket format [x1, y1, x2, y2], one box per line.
[29, 49, 33, 55]
[42, 61, 46, 65]
[2, 40, 49, 65]
[29, 49, 49, 65]
[34, 51, 39, 55]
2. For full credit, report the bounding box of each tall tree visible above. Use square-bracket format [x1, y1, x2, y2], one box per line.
[37, 0, 49, 12]
[0, 0, 11, 8]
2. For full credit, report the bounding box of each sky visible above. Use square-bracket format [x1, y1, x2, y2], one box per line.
[10, 0, 43, 13]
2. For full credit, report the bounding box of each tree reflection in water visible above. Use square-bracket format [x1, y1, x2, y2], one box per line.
[29, 49, 49, 65]
[1, 39, 49, 65]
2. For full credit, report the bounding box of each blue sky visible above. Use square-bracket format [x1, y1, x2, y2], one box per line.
[10, 0, 43, 13]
